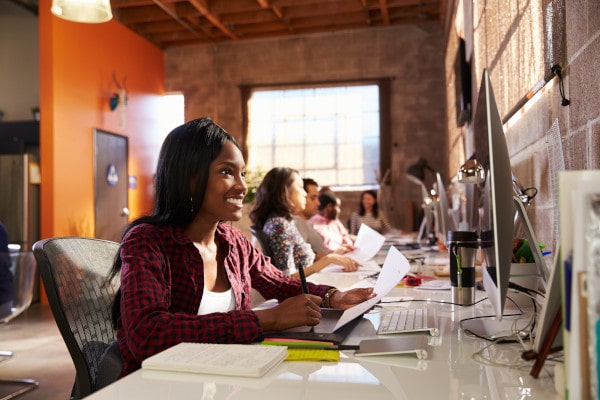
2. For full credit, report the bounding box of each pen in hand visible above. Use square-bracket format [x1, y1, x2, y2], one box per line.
[297, 266, 314, 332]
[298, 265, 310, 294]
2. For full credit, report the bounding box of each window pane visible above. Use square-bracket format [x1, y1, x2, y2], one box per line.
[247, 84, 380, 187]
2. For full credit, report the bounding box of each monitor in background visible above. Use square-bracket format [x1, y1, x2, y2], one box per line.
[434, 172, 456, 245]
[455, 38, 472, 127]
[471, 69, 515, 320]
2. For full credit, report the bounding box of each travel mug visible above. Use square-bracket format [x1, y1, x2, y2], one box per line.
[447, 230, 478, 305]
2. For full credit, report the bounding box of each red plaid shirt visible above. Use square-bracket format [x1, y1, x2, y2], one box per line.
[117, 222, 331, 376]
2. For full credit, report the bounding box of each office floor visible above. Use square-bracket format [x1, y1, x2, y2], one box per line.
[0, 303, 74, 400]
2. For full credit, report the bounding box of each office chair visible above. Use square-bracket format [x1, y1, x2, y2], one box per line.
[0, 251, 39, 399]
[249, 225, 275, 259]
[33, 237, 122, 400]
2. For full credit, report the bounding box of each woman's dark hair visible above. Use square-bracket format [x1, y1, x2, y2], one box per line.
[109, 117, 240, 327]
[249, 167, 298, 229]
[358, 190, 379, 217]
[317, 191, 338, 211]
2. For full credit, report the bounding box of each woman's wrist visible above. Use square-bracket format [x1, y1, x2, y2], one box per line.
[322, 288, 339, 308]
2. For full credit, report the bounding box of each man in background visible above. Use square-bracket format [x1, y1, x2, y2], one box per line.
[309, 191, 354, 253]
[294, 178, 330, 258]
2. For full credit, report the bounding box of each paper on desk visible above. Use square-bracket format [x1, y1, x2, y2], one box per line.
[320, 260, 381, 275]
[333, 246, 410, 331]
[345, 224, 386, 264]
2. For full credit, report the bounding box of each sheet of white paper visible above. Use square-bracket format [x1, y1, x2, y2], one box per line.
[320, 260, 381, 275]
[371, 246, 411, 300]
[345, 224, 386, 264]
[333, 246, 410, 331]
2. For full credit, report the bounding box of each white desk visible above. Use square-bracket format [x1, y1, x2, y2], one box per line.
[87, 253, 561, 400]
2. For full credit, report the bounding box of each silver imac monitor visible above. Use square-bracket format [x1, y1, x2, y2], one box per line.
[471, 69, 515, 320]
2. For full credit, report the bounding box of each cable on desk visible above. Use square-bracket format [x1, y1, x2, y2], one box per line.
[471, 338, 538, 369]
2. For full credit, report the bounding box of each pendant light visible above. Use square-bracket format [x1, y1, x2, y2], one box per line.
[51, 0, 113, 23]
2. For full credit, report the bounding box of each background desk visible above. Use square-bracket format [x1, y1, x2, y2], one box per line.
[87, 253, 561, 399]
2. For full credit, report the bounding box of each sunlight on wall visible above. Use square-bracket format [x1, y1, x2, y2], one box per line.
[159, 93, 184, 139]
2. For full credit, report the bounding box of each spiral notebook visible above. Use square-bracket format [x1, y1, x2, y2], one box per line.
[141, 343, 287, 378]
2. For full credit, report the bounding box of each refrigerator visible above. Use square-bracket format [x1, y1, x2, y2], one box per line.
[0, 154, 39, 251]
[0, 154, 40, 301]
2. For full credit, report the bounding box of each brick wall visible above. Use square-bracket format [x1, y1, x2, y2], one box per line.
[165, 25, 447, 233]
[445, 0, 600, 258]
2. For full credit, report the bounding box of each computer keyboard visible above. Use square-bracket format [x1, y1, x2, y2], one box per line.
[377, 308, 440, 337]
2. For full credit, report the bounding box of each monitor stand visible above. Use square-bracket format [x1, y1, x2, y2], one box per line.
[459, 314, 534, 342]
[459, 197, 547, 342]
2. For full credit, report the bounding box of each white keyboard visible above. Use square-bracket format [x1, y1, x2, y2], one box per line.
[377, 308, 440, 337]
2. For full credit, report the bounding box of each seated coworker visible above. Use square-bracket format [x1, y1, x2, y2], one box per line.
[294, 178, 329, 256]
[309, 192, 354, 253]
[108, 118, 374, 377]
[349, 190, 392, 235]
[294, 178, 353, 261]
[250, 168, 359, 277]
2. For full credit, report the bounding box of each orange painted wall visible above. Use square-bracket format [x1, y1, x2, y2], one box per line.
[38, 0, 165, 240]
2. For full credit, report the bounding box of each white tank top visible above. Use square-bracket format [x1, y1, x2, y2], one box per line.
[197, 287, 236, 315]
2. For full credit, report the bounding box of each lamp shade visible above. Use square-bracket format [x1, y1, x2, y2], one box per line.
[405, 157, 434, 185]
[457, 159, 485, 184]
[51, 0, 113, 23]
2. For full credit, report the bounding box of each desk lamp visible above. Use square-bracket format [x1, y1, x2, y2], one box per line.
[456, 158, 485, 231]
[405, 158, 437, 244]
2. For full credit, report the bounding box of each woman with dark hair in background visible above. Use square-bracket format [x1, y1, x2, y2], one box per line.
[349, 190, 392, 235]
[250, 168, 359, 277]
[108, 118, 373, 377]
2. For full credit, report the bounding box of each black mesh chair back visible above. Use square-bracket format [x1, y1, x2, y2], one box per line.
[249, 225, 274, 259]
[33, 237, 121, 399]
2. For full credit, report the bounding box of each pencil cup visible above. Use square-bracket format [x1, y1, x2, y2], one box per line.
[447, 231, 478, 306]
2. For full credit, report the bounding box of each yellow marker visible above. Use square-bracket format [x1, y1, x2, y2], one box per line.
[285, 349, 339, 362]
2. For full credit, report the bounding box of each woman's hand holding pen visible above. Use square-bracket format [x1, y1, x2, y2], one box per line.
[255, 294, 323, 331]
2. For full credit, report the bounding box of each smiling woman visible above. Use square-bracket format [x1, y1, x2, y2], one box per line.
[106, 117, 375, 378]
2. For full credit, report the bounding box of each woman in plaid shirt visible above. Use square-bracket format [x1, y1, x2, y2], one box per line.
[108, 118, 374, 377]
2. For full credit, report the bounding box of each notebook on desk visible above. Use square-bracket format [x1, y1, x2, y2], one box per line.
[263, 246, 411, 345]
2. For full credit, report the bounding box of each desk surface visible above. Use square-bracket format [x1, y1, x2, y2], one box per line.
[87, 249, 560, 400]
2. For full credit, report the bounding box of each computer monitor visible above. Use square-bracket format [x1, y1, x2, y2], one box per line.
[473, 69, 515, 320]
[435, 172, 456, 245]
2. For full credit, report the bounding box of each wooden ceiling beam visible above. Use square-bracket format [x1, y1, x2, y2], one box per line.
[110, 0, 444, 48]
[379, 0, 390, 25]
[187, 0, 240, 40]
[151, 0, 206, 42]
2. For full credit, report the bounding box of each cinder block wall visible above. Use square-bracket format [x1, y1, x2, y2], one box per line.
[165, 25, 447, 233]
[444, 0, 600, 258]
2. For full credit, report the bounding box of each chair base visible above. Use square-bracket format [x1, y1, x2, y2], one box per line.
[0, 379, 39, 400]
